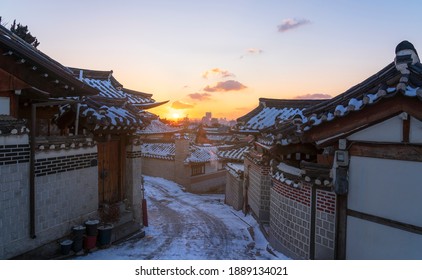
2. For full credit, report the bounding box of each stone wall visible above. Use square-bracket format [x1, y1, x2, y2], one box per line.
[244, 157, 271, 222]
[269, 179, 336, 260]
[126, 144, 144, 224]
[0, 134, 98, 259]
[270, 179, 311, 259]
[141, 157, 175, 182]
[315, 189, 336, 259]
[224, 171, 243, 211]
[189, 169, 226, 193]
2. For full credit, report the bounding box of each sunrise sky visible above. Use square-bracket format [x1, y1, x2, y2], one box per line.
[2, 0, 422, 120]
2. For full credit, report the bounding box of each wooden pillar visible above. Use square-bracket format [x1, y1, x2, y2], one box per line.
[335, 194, 347, 259]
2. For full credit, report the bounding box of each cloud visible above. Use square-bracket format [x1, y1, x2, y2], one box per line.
[202, 68, 235, 79]
[294, 93, 331, 99]
[240, 48, 264, 59]
[188, 92, 212, 101]
[277, 18, 310, 33]
[247, 48, 263, 55]
[171, 101, 194, 109]
[203, 80, 247, 92]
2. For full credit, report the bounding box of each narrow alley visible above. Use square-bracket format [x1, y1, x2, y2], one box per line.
[76, 176, 288, 260]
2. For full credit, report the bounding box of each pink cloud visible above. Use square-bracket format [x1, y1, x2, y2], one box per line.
[188, 93, 212, 101]
[202, 68, 235, 79]
[278, 18, 310, 32]
[171, 101, 194, 109]
[203, 80, 247, 92]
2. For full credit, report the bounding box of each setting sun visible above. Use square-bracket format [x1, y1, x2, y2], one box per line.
[171, 112, 181, 119]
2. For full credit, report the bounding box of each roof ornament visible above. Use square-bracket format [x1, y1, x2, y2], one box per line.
[395, 40, 419, 73]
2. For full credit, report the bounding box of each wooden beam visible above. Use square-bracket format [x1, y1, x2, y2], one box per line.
[349, 142, 422, 162]
[304, 95, 422, 143]
[348, 209, 422, 236]
[335, 195, 347, 260]
[402, 115, 410, 143]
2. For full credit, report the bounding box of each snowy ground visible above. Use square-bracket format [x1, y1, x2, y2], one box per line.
[76, 176, 289, 260]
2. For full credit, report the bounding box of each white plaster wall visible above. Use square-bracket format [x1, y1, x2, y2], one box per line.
[409, 116, 422, 143]
[346, 216, 422, 260]
[347, 115, 402, 142]
[349, 156, 422, 226]
[35, 146, 97, 159]
[0, 134, 28, 145]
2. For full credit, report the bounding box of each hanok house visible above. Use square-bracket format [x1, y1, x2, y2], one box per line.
[233, 98, 321, 225]
[268, 41, 422, 260]
[140, 133, 226, 193]
[56, 68, 168, 237]
[0, 25, 101, 259]
[218, 144, 250, 211]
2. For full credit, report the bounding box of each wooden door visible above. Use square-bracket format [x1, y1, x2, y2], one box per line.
[98, 141, 121, 204]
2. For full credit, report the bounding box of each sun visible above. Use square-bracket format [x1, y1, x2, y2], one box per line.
[171, 113, 181, 119]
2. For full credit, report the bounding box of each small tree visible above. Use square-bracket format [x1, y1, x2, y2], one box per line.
[9, 19, 40, 48]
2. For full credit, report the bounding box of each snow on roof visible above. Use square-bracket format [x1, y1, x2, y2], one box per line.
[276, 162, 303, 177]
[82, 78, 154, 105]
[206, 134, 232, 142]
[186, 145, 220, 163]
[75, 96, 144, 131]
[140, 142, 175, 160]
[289, 42, 422, 137]
[0, 116, 28, 135]
[137, 119, 182, 135]
[272, 162, 303, 189]
[235, 99, 320, 133]
[225, 162, 244, 178]
[218, 145, 250, 161]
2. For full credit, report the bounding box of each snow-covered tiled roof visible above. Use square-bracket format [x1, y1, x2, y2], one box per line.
[68, 68, 168, 109]
[236, 98, 322, 133]
[138, 119, 182, 135]
[0, 116, 28, 135]
[71, 96, 145, 131]
[81, 78, 155, 105]
[225, 162, 244, 178]
[140, 142, 175, 160]
[263, 41, 422, 146]
[218, 145, 250, 161]
[277, 41, 422, 143]
[186, 145, 220, 163]
[206, 134, 232, 142]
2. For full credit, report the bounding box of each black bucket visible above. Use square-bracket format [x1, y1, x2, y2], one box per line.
[60, 239, 73, 255]
[84, 220, 99, 236]
[72, 238, 83, 253]
[97, 224, 114, 247]
[72, 225, 86, 239]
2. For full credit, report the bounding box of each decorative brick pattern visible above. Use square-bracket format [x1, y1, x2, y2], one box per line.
[245, 157, 271, 222]
[272, 178, 311, 207]
[315, 210, 336, 251]
[0, 144, 30, 165]
[271, 179, 336, 259]
[316, 189, 336, 214]
[126, 151, 143, 159]
[315, 189, 336, 258]
[270, 180, 311, 259]
[34, 152, 97, 177]
[225, 172, 243, 210]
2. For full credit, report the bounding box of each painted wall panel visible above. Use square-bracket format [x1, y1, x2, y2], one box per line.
[410, 116, 422, 143]
[346, 216, 422, 259]
[349, 156, 422, 227]
[347, 115, 402, 142]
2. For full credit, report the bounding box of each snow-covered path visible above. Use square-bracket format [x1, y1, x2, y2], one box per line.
[76, 176, 288, 260]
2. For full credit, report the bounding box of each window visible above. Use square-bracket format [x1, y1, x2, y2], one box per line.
[0, 97, 10, 115]
[191, 164, 205, 176]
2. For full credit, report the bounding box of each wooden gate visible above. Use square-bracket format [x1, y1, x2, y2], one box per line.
[97, 140, 122, 204]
